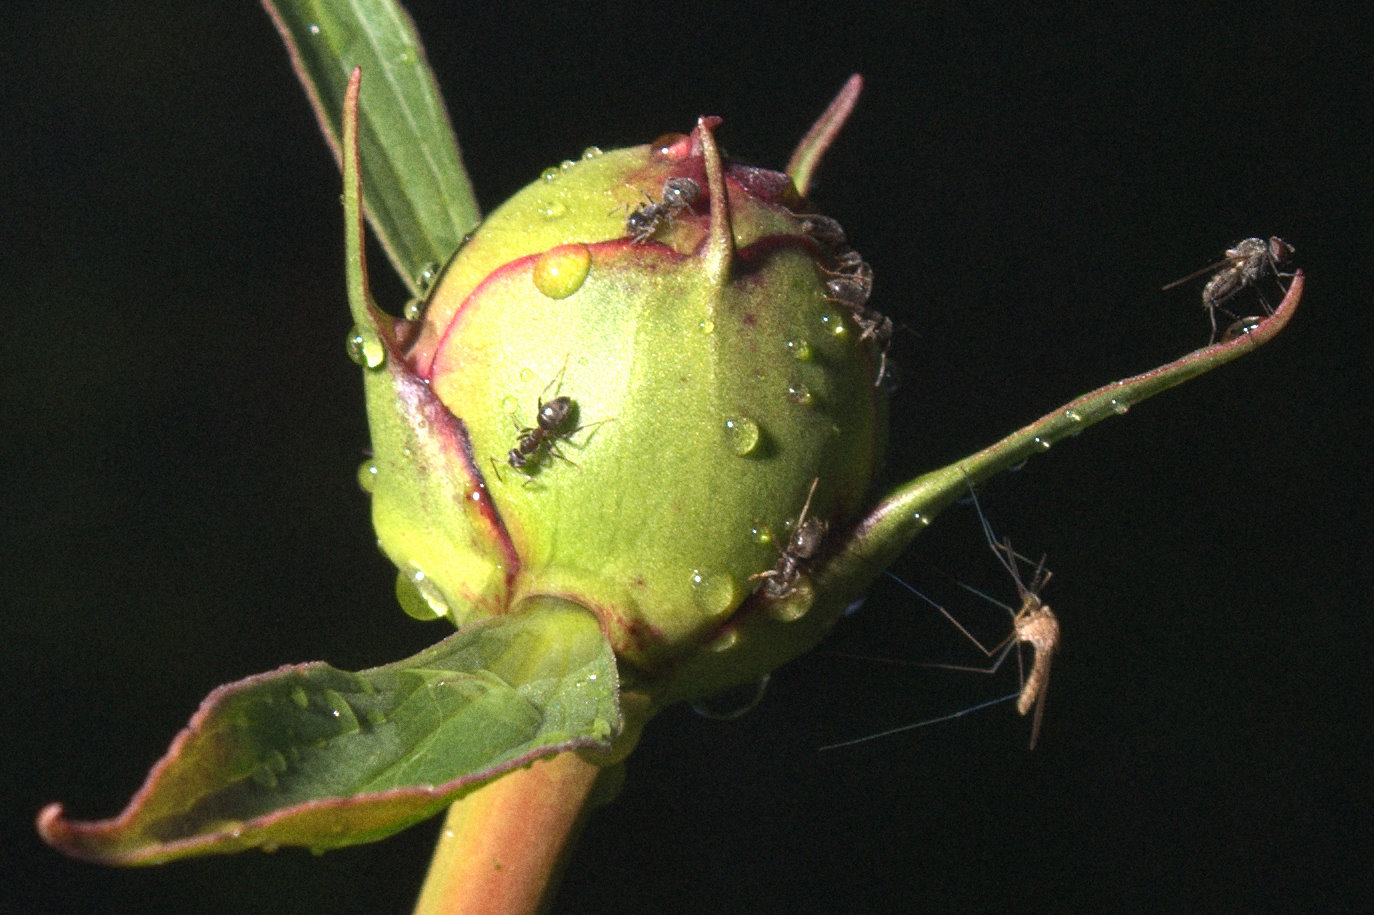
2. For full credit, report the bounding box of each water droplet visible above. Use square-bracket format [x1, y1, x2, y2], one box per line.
[1110, 399, 1130, 415]
[699, 319, 715, 334]
[750, 524, 774, 547]
[540, 166, 560, 182]
[397, 566, 449, 621]
[345, 325, 385, 369]
[357, 460, 377, 493]
[308, 23, 320, 36]
[559, 159, 576, 171]
[581, 146, 603, 159]
[290, 686, 309, 709]
[786, 339, 814, 361]
[820, 311, 848, 338]
[1064, 409, 1083, 423]
[912, 512, 931, 527]
[537, 200, 568, 221]
[651, 132, 691, 161]
[692, 675, 771, 720]
[322, 689, 360, 732]
[500, 395, 519, 413]
[402, 297, 424, 321]
[261, 841, 280, 854]
[532, 244, 591, 299]
[786, 383, 814, 406]
[1033, 436, 1052, 451]
[690, 569, 740, 620]
[1222, 315, 1264, 342]
[416, 262, 440, 291]
[519, 367, 536, 383]
[723, 415, 761, 456]
[705, 628, 740, 652]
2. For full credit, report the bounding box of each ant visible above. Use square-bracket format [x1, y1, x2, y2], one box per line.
[626, 177, 701, 243]
[1163, 236, 1295, 342]
[821, 487, 1061, 751]
[798, 213, 848, 251]
[751, 478, 827, 600]
[491, 362, 606, 482]
[823, 258, 892, 387]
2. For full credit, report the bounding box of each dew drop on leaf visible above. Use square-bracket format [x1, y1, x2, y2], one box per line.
[722, 416, 761, 456]
[345, 326, 385, 369]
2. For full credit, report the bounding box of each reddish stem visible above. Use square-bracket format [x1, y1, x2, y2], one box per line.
[413, 752, 603, 915]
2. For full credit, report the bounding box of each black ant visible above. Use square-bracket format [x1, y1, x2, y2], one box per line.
[506, 395, 576, 471]
[822, 257, 892, 386]
[752, 478, 827, 599]
[1163, 236, 1295, 342]
[798, 213, 848, 251]
[626, 177, 701, 243]
[491, 363, 605, 482]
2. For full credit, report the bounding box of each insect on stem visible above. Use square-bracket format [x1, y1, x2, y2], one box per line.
[1163, 236, 1296, 342]
[821, 488, 1061, 751]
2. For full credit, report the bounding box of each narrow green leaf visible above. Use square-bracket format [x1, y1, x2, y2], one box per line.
[37, 601, 618, 865]
[834, 271, 1309, 589]
[263, 0, 480, 293]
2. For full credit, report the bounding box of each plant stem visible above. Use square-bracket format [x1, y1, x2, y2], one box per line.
[412, 751, 602, 915]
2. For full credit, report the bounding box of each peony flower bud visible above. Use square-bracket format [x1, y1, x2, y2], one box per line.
[358, 116, 885, 693]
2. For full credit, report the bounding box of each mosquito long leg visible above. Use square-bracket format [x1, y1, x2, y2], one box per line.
[966, 486, 1061, 749]
[818, 567, 1032, 752]
[818, 691, 1021, 751]
[822, 488, 1063, 751]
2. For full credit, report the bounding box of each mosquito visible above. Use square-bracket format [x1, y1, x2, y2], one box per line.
[1163, 236, 1295, 342]
[821, 491, 1061, 751]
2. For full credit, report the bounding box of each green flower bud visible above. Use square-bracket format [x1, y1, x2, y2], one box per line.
[361, 117, 885, 692]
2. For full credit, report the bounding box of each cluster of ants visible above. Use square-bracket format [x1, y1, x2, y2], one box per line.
[799, 213, 894, 386]
[625, 177, 894, 386]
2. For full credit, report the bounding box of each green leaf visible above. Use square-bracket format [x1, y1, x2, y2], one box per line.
[37, 600, 618, 865]
[263, 0, 480, 293]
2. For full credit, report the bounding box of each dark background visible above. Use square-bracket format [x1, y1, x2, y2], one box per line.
[4, 2, 1369, 912]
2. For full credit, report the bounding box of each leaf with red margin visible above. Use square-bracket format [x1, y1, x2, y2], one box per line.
[38, 601, 618, 864]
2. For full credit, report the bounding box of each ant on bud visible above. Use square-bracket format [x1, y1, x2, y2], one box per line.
[798, 213, 847, 251]
[490, 361, 608, 483]
[751, 478, 827, 600]
[626, 177, 701, 243]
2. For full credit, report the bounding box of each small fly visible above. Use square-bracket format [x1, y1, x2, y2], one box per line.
[1163, 236, 1295, 342]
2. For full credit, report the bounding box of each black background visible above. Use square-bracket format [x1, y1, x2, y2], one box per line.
[4, 2, 1369, 912]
